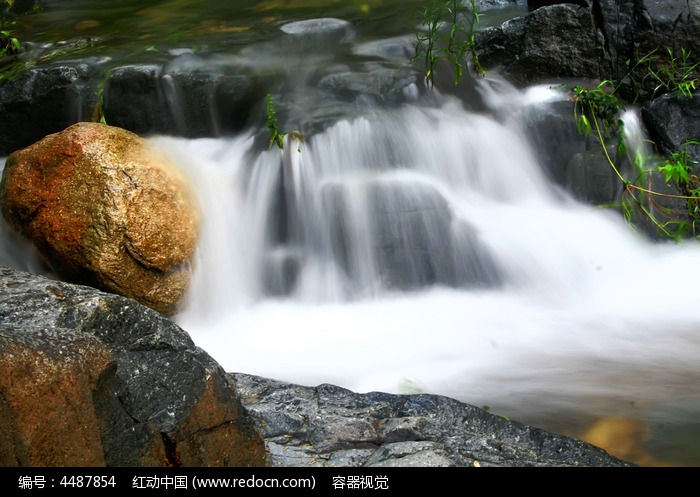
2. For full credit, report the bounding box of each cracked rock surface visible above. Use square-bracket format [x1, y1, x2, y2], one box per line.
[0, 266, 265, 467]
[0, 122, 199, 316]
[231, 373, 634, 467]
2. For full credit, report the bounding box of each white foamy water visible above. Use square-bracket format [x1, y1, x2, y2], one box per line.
[151, 87, 700, 464]
[3, 81, 697, 463]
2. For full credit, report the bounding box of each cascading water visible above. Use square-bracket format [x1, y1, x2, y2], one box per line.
[2, 0, 698, 468]
[143, 80, 700, 465]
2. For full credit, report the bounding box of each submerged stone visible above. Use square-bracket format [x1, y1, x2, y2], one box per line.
[280, 17, 352, 38]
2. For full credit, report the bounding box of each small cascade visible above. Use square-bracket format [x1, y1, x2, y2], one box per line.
[2, 69, 700, 466]
[160, 85, 700, 457]
[1, 0, 698, 467]
[152, 78, 700, 466]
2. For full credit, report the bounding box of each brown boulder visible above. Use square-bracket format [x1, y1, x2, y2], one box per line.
[0, 327, 113, 466]
[0, 122, 199, 315]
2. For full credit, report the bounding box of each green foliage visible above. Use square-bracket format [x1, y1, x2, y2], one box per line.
[1, 0, 20, 59]
[572, 80, 626, 157]
[658, 145, 694, 186]
[0, 45, 89, 82]
[412, 0, 484, 87]
[571, 60, 700, 241]
[657, 140, 700, 237]
[0, 0, 43, 80]
[266, 93, 285, 150]
[644, 48, 699, 99]
[94, 68, 114, 125]
[0, 29, 19, 57]
[265, 93, 303, 152]
[571, 81, 645, 196]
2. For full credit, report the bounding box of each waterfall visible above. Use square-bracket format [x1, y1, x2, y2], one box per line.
[2, 75, 698, 462]
[153, 83, 700, 459]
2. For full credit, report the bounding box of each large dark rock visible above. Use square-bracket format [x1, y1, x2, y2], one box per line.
[0, 65, 96, 156]
[479, 1, 699, 97]
[0, 265, 267, 467]
[637, 93, 700, 238]
[103, 64, 259, 138]
[101, 65, 172, 136]
[642, 93, 700, 159]
[477, 4, 609, 85]
[231, 373, 634, 467]
[0, 61, 260, 156]
[596, 0, 700, 101]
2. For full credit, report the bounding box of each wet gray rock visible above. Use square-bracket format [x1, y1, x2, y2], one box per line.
[0, 265, 266, 466]
[642, 94, 700, 160]
[594, 0, 700, 101]
[509, 99, 589, 186]
[318, 66, 421, 105]
[0, 64, 95, 156]
[104, 64, 259, 138]
[231, 373, 635, 467]
[477, 3, 608, 85]
[479, 1, 699, 97]
[637, 93, 700, 238]
[321, 176, 500, 292]
[280, 18, 354, 41]
[565, 149, 621, 205]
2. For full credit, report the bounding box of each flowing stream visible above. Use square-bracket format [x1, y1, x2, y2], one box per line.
[2, 0, 699, 466]
[153, 81, 700, 466]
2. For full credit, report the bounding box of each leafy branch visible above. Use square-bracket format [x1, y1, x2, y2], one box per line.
[412, 0, 485, 87]
[1, 0, 20, 59]
[266, 93, 303, 152]
[644, 47, 699, 99]
[266, 93, 284, 149]
[571, 57, 700, 240]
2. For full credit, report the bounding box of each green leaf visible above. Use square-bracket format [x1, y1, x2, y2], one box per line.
[616, 140, 627, 159]
[658, 160, 689, 185]
[576, 114, 591, 136]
